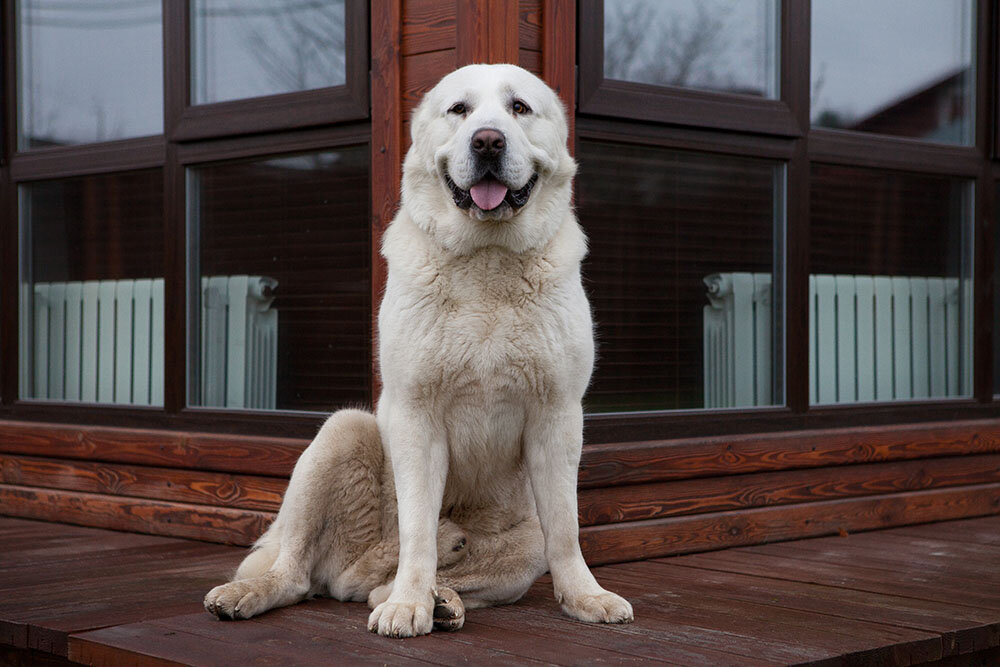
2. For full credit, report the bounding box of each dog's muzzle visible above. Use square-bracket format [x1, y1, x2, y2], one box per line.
[445, 173, 538, 212]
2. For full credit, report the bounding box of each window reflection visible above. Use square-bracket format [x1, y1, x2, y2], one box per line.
[188, 148, 370, 412]
[19, 171, 165, 404]
[810, 165, 973, 404]
[191, 0, 347, 105]
[17, 0, 163, 149]
[577, 140, 783, 413]
[603, 0, 779, 99]
[811, 0, 975, 144]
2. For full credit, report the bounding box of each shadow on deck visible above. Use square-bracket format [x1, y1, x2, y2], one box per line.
[2, 515, 1000, 666]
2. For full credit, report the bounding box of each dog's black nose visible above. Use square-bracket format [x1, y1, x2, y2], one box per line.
[471, 128, 505, 160]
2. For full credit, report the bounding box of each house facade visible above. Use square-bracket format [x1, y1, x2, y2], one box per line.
[1, 0, 999, 564]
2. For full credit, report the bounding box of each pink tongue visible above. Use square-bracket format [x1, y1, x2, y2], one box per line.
[469, 177, 508, 210]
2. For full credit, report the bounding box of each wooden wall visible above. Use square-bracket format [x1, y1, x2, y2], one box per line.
[2, 0, 1000, 566]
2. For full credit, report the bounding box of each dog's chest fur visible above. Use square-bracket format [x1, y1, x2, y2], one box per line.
[378, 216, 592, 495]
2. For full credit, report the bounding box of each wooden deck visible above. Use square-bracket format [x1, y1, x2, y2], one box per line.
[2, 516, 1000, 666]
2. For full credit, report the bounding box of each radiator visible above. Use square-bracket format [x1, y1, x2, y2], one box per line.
[704, 272, 971, 407]
[22, 275, 278, 409]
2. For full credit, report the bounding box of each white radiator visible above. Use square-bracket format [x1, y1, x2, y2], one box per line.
[22, 275, 278, 409]
[703, 272, 971, 407]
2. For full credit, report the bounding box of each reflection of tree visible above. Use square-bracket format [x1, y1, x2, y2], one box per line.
[199, 1, 346, 99]
[604, 0, 747, 92]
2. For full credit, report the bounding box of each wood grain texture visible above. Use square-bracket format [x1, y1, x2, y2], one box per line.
[0, 485, 272, 546]
[401, 48, 457, 124]
[4, 418, 1000, 488]
[401, 0, 455, 56]
[372, 0, 403, 400]
[0, 455, 287, 512]
[0, 420, 304, 477]
[519, 0, 543, 51]
[578, 453, 1000, 526]
[457, 0, 520, 66]
[542, 0, 576, 148]
[579, 483, 1000, 565]
[579, 418, 1000, 488]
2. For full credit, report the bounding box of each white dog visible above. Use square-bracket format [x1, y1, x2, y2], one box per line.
[204, 64, 633, 638]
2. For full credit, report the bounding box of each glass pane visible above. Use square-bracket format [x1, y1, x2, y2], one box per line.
[191, 0, 347, 105]
[18, 170, 165, 404]
[995, 183, 1000, 396]
[810, 165, 972, 404]
[577, 140, 784, 413]
[17, 0, 163, 149]
[603, 0, 779, 99]
[189, 148, 369, 412]
[811, 0, 975, 144]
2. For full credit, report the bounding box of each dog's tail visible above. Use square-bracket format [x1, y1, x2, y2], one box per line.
[234, 523, 282, 580]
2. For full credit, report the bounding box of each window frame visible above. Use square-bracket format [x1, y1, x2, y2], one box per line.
[0, 0, 372, 440]
[575, 0, 1000, 444]
[165, 0, 369, 142]
[577, 0, 806, 137]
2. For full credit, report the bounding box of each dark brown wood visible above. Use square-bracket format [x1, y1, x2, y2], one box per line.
[0, 420, 305, 477]
[372, 0, 403, 403]
[0, 484, 272, 546]
[5, 418, 1000, 487]
[808, 129, 983, 177]
[168, 0, 369, 142]
[542, 0, 576, 150]
[401, 0, 456, 56]
[578, 454, 1000, 526]
[1, 516, 1000, 665]
[7, 137, 166, 182]
[0, 455, 287, 513]
[457, 0, 520, 66]
[579, 483, 1000, 565]
[579, 418, 1000, 489]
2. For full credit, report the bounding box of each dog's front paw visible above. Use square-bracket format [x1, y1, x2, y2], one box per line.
[368, 595, 434, 637]
[204, 580, 270, 621]
[560, 589, 633, 624]
[433, 586, 465, 632]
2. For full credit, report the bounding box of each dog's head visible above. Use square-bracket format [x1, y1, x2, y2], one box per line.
[401, 64, 576, 254]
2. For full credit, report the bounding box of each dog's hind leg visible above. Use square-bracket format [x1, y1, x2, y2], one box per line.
[205, 409, 385, 620]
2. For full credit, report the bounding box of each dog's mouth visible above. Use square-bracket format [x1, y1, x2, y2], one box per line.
[445, 172, 538, 212]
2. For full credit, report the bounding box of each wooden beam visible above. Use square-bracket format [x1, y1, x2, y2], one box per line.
[370, 0, 403, 402]
[457, 0, 521, 65]
[0, 455, 287, 512]
[542, 0, 576, 150]
[0, 484, 271, 546]
[3, 418, 1000, 485]
[580, 483, 1000, 565]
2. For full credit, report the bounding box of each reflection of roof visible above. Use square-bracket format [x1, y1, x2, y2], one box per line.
[850, 67, 969, 140]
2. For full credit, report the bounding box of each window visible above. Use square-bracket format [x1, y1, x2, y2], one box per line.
[811, 0, 975, 144]
[578, 141, 784, 412]
[19, 170, 165, 404]
[187, 148, 370, 412]
[603, 0, 779, 99]
[810, 166, 972, 403]
[577, 0, 993, 436]
[16, 0, 164, 149]
[191, 0, 347, 105]
[3, 0, 370, 433]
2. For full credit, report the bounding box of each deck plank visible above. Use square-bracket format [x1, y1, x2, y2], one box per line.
[2, 516, 1000, 665]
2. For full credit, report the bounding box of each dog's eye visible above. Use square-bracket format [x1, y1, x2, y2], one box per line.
[448, 103, 467, 115]
[512, 100, 530, 115]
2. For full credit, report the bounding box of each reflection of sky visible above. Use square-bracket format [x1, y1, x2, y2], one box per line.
[604, 0, 778, 98]
[192, 0, 345, 105]
[19, 0, 163, 146]
[811, 0, 974, 122]
[18, 0, 346, 146]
